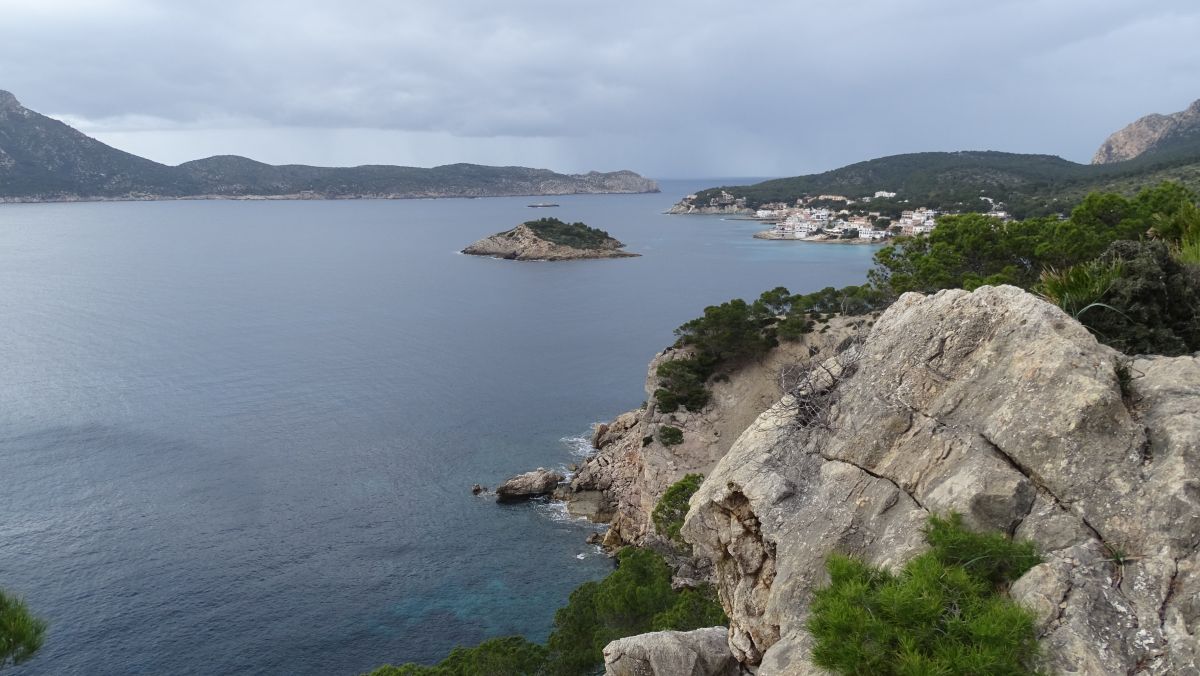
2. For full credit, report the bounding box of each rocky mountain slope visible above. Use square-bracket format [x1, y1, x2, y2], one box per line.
[1094, 99, 1200, 165]
[655, 286, 1200, 674]
[0, 90, 659, 201]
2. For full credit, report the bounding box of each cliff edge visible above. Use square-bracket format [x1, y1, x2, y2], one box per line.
[662, 285, 1200, 674]
[1093, 99, 1200, 164]
[567, 317, 865, 551]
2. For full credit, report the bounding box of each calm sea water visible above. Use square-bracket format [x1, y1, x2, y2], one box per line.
[0, 181, 879, 675]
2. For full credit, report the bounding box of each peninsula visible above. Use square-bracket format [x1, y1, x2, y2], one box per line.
[461, 218, 639, 261]
[0, 90, 659, 202]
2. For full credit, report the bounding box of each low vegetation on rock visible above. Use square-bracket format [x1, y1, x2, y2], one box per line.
[652, 284, 887, 413]
[522, 218, 618, 250]
[656, 425, 684, 447]
[651, 473, 703, 545]
[369, 548, 725, 676]
[808, 514, 1042, 675]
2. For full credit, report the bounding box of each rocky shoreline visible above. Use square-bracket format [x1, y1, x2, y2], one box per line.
[497, 285, 1200, 674]
[462, 223, 639, 261]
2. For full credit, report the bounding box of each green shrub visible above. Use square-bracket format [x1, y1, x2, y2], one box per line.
[375, 548, 727, 676]
[675, 298, 775, 362]
[653, 357, 712, 413]
[657, 426, 684, 447]
[651, 474, 704, 544]
[650, 585, 727, 632]
[923, 513, 1041, 586]
[807, 514, 1043, 676]
[1177, 231, 1200, 266]
[545, 548, 725, 675]
[0, 590, 45, 669]
[368, 636, 547, 676]
[1036, 257, 1125, 320]
[1086, 240, 1200, 355]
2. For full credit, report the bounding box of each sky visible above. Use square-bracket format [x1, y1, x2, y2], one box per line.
[2, 0, 1199, 178]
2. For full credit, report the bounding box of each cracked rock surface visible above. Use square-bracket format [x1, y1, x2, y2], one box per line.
[679, 285, 1200, 674]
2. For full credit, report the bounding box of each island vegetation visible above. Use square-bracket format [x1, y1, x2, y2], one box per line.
[521, 218, 620, 250]
[461, 217, 638, 261]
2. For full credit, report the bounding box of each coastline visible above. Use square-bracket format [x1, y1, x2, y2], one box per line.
[752, 229, 886, 245]
[0, 188, 661, 206]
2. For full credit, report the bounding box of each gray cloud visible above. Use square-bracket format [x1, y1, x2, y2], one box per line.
[2, 0, 1198, 176]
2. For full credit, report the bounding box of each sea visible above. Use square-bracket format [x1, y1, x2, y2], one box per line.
[0, 180, 880, 675]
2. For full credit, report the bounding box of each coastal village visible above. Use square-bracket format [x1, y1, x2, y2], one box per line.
[679, 189, 1012, 244]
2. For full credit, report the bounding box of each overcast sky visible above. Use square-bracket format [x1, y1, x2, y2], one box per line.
[2, 0, 1198, 178]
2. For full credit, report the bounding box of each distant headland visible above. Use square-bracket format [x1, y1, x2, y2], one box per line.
[0, 89, 659, 203]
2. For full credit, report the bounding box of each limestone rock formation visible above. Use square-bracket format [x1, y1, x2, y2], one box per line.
[1093, 98, 1200, 164]
[603, 627, 741, 676]
[567, 318, 865, 549]
[675, 286, 1200, 674]
[461, 223, 638, 261]
[495, 467, 564, 502]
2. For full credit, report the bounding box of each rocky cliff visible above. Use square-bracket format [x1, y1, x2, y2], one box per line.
[661, 285, 1200, 674]
[461, 223, 638, 261]
[1093, 99, 1200, 165]
[566, 318, 865, 551]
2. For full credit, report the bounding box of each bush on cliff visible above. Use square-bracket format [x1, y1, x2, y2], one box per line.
[657, 425, 684, 447]
[652, 285, 889, 413]
[371, 548, 726, 676]
[545, 547, 725, 675]
[651, 473, 704, 545]
[807, 514, 1042, 675]
[653, 357, 712, 413]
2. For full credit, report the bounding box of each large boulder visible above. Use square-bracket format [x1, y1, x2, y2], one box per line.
[603, 627, 740, 676]
[494, 468, 564, 502]
[680, 285, 1200, 674]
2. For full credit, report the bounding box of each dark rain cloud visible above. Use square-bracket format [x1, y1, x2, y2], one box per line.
[2, 0, 1198, 176]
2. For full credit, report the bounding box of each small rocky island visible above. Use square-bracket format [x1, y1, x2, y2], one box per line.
[461, 217, 639, 261]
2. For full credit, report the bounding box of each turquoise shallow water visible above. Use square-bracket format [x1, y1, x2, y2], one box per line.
[0, 181, 879, 674]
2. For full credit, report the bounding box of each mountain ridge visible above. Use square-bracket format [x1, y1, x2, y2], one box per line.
[0, 90, 659, 202]
[672, 101, 1200, 218]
